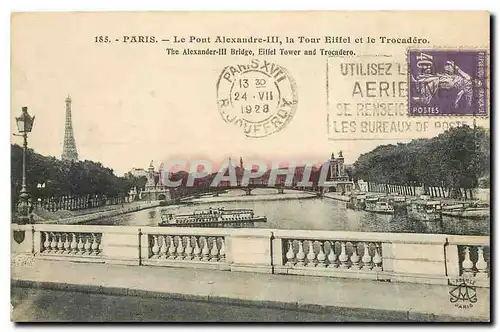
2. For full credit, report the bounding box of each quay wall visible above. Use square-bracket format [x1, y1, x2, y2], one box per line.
[367, 182, 490, 201]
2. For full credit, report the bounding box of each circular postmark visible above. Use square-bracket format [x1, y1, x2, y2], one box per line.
[216, 59, 298, 138]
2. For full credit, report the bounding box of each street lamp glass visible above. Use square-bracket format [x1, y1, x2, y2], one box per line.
[16, 107, 35, 133]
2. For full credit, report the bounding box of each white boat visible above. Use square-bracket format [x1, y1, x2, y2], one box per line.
[159, 207, 267, 227]
[387, 193, 407, 204]
[365, 198, 394, 214]
[407, 199, 442, 221]
[346, 194, 367, 210]
[441, 202, 489, 219]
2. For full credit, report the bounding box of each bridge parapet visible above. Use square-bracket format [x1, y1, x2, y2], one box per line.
[12, 224, 489, 287]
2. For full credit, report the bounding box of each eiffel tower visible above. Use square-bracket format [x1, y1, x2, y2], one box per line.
[61, 96, 78, 161]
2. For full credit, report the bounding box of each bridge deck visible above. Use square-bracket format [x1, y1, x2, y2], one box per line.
[11, 258, 489, 322]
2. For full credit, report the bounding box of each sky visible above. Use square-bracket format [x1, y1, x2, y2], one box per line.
[10, 12, 489, 176]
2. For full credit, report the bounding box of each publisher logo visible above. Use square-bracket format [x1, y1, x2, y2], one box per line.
[449, 278, 477, 309]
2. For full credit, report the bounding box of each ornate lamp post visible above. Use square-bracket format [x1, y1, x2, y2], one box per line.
[14, 106, 35, 224]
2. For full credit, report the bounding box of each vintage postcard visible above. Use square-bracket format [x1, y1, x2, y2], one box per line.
[11, 11, 490, 322]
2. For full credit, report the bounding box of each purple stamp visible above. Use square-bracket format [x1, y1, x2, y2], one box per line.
[408, 50, 487, 116]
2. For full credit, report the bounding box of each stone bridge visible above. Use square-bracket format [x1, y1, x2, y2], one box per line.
[176, 184, 323, 198]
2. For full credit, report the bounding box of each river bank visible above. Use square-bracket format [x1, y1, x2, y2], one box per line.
[37, 201, 160, 225]
[323, 192, 351, 202]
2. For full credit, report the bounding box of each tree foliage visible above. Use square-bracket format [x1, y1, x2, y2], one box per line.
[11, 144, 146, 209]
[353, 126, 489, 190]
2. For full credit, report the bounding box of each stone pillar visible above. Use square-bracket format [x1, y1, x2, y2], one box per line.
[229, 229, 273, 274]
[388, 235, 448, 285]
[272, 237, 284, 268]
[102, 227, 142, 265]
[12, 224, 35, 254]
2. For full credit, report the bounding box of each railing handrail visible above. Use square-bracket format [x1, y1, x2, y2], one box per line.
[446, 235, 490, 246]
[140, 226, 271, 237]
[15, 223, 490, 246]
[272, 229, 452, 244]
[31, 224, 140, 234]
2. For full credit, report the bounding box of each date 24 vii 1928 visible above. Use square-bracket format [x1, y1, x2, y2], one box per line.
[232, 78, 275, 115]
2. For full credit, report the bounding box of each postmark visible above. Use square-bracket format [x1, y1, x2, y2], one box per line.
[408, 49, 488, 116]
[216, 59, 298, 138]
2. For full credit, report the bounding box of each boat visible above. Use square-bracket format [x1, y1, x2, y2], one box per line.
[387, 193, 407, 204]
[406, 198, 442, 221]
[364, 197, 394, 214]
[346, 193, 367, 210]
[385, 193, 407, 214]
[158, 207, 267, 227]
[441, 202, 490, 219]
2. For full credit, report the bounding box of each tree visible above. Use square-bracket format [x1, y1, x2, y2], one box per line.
[11, 144, 139, 211]
[353, 126, 489, 195]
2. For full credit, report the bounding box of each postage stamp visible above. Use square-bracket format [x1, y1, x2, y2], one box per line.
[216, 59, 298, 138]
[408, 50, 487, 116]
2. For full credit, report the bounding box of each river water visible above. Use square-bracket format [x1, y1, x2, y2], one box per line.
[91, 189, 490, 236]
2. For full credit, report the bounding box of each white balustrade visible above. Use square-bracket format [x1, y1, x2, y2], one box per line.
[460, 245, 490, 279]
[40, 231, 103, 256]
[283, 239, 383, 271]
[18, 225, 489, 287]
[148, 234, 226, 263]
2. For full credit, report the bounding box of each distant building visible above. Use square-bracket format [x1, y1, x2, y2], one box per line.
[141, 161, 171, 201]
[327, 151, 354, 194]
[129, 167, 148, 178]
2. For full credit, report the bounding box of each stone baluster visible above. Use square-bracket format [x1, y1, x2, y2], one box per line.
[285, 240, 295, 266]
[56, 233, 64, 253]
[84, 235, 92, 255]
[327, 241, 338, 268]
[91, 234, 99, 255]
[296, 240, 305, 266]
[192, 237, 202, 261]
[168, 236, 176, 259]
[372, 244, 383, 271]
[184, 236, 194, 260]
[159, 235, 168, 258]
[306, 240, 317, 267]
[317, 241, 326, 267]
[43, 232, 51, 253]
[151, 235, 160, 258]
[77, 234, 85, 255]
[50, 232, 58, 253]
[339, 242, 349, 268]
[210, 238, 219, 262]
[361, 243, 372, 270]
[70, 233, 78, 254]
[201, 237, 210, 261]
[475, 247, 488, 278]
[219, 238, 226, 261]
[350, 243, 361, 269]
[462, 246, 474, 275]
[63, 233, 71, 254]
[176, 236, 185, 260]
